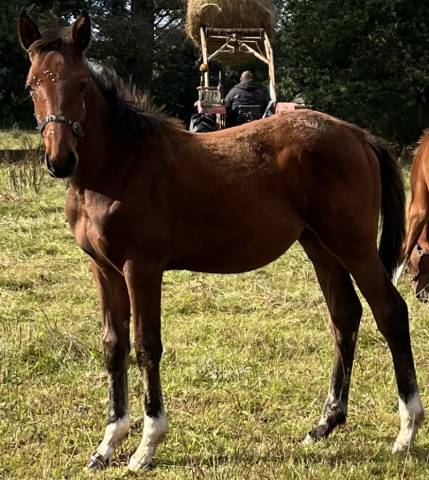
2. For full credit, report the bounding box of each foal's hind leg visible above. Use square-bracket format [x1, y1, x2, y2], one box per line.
[316, 234, 424, 451]
[299, 230, 362, 443]
[87, 262, 131, 470]
[348, 254, 424, 452]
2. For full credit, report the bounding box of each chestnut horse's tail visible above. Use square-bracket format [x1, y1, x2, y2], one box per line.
[370, 141, 405, 279]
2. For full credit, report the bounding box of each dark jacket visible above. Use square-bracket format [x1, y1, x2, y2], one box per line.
[225, 80, 268, 109]
[225, 80, 269, 126]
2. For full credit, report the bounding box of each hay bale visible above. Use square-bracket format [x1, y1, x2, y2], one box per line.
[186, 0, 276, 45]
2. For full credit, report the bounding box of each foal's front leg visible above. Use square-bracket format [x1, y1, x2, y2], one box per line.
[124, 260, 167, 472]
[87, 262, 131, 470]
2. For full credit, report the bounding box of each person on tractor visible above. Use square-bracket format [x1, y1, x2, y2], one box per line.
[225, 71, 269, 127]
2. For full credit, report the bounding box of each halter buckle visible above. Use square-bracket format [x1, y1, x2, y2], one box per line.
[72, 121, 84, 137]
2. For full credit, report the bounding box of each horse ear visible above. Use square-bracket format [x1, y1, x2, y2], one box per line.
[18, 10, 41, 51]
[72, 11, 91, 54]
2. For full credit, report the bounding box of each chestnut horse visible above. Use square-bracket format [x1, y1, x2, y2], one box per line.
[400, 130, 429, 300]
[18, 11, 424, 472]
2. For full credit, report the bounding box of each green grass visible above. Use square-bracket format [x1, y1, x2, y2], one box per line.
[0, 129, 41, 150]
[1, 161, 429, 479]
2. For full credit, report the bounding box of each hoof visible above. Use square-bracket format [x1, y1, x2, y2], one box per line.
[128, 454, 152, 472]
[393, 394, 425, 454]
[86, 452, 110, 470]
[302, 433, 315, 445]
[392, 440, 409, 454]
[303, 422, 333, 445]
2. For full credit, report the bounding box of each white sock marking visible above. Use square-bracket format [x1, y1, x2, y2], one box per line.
[393, 392, 424, 453]
[97, 414, 130, 461]
[302, 390, 346, 446]
[128, 412, 168, 472]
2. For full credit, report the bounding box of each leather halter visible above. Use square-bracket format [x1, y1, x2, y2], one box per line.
[416, 242, 429, 259]
[37, 113, 84, 138]
[412, 242, 429, 281]
[36, 96, 86, 139]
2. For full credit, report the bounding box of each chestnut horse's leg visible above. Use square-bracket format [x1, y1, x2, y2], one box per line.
[403, 196, 429, 261]
[87, 262, 131, 470]
[299, 229, 362, 443]
[123, 260, 167, 472]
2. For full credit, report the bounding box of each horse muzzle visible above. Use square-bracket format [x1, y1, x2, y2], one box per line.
[45, 151, 78, 178]
[415, 277, 429, 303]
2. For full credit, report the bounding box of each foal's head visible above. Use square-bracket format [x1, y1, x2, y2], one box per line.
[18, 11, 91, 178]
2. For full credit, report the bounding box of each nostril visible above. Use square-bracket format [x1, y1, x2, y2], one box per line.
[44, 151, 77, 178]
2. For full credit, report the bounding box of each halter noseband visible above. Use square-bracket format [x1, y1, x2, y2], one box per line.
[37, 113, 85, 138]
[36, 93, 86, 139]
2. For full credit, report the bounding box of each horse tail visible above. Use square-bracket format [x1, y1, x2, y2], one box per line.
[370, 140, 405, 279]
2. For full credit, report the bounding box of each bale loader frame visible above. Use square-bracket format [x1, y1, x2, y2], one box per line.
[190, 26, 304, 132]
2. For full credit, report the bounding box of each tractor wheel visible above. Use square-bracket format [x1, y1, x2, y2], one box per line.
[189, 113, 217, 133]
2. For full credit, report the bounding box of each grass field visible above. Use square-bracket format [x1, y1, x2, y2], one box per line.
[1, 160, 429, 479]
[0, 130, 40, 150]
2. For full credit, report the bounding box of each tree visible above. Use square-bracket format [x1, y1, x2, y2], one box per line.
[1, 0, 197, 129]
[275, 0, 429, 145]
[0, 0, 91, 130]
[3, 0, 429, 146]
[0, 0, 34, 128]
[90, 0, 155, 90]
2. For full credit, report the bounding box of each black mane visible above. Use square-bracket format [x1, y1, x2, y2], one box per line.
[88, 65, 183, 143]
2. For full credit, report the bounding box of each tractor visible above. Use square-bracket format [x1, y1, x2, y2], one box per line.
[189, 26, 305, 133]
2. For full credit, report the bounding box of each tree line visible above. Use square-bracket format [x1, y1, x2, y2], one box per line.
[1, 0, 428, 147]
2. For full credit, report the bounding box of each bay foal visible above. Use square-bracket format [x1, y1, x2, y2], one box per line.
[18, 11, 424, 472]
